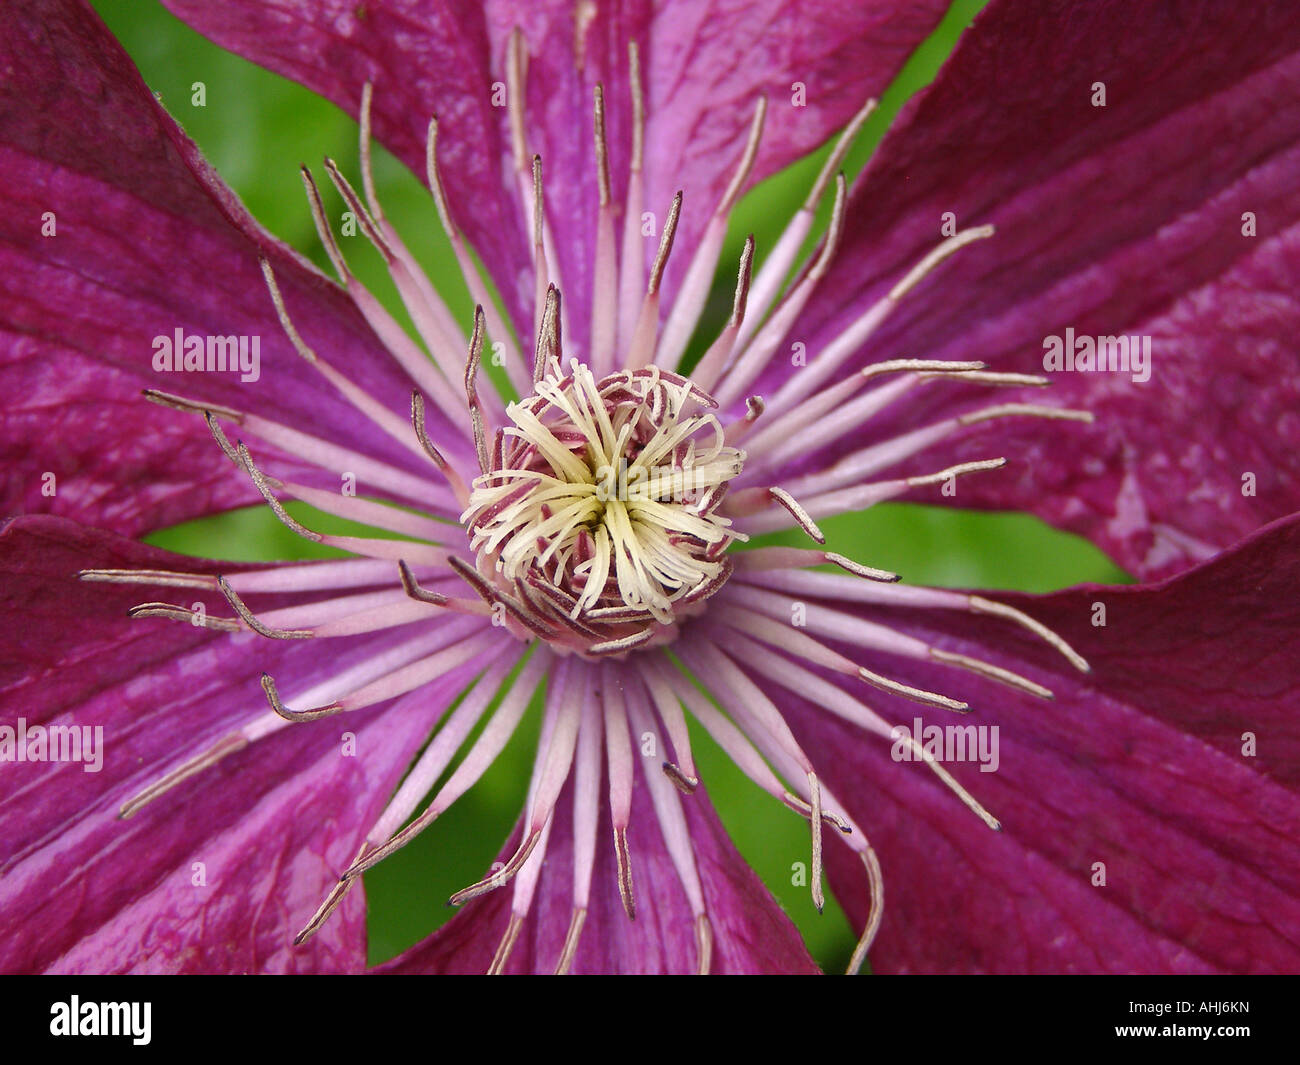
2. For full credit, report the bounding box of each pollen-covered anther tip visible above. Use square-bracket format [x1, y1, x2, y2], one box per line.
[261, 672, 344, 722]
[461, 363, 745, 655]
[662, 761, 699, 793]
[614, 825, 636, 920]
[695, 914, 714, 976]
[449, 830, 541, 907]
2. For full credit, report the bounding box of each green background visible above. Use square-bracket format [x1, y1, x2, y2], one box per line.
[91, 0, 1128, 971]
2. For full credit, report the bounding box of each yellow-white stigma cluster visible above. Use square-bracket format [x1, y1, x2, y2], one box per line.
[461, 360, 746, 655]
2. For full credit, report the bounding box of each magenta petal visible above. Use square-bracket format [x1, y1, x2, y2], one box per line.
[763, 514, 1300, 973]
[772, 0, 1300, 579]
[0, 516, 486, 973]
[377, 755, 818, 974]
[0, 1, 467, 537]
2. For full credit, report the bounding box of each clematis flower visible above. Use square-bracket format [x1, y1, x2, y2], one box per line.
[2, 0, 1299, 974]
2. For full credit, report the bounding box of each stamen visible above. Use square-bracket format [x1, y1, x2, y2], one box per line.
[216, 576, 313, 639]
[968, 595, 1090, 672]
[657, 98, 767, 369]
[261, 257, 441, 458]
[141, 388, 242, 423]
[118, 733, 250, 819]
[358, 82, 383, 221]
[627, 40, 645, 174]
[691, 235, 756, 392]
[661, 762, 698, 793]
[846, 845, 885, 975]
[488, 913, 524, 976]
[343, 652, 546, 881]
[771, 225, 996, 415]
[732, 547, 899, 583]
[203, 410, 239, 462]
[299, 166, 349, 278]
[922, 370, 1048, 387]
[740, 94, 877, 350]
[721, 584, 980, 713]
[719, 98, 769, 217]
[713, 600, 966, 717]
[601, 663, 637, 920]
[743, 359, 985, 464]
[714, 625, 999, 830]
[322, 156, 392, 255]
[505, 28, 529, 178]
[590, 84, 617, 375]
[81, 568, 217, 590]
[587, 629, 657, 655]
[449, 831, 542, 908]
[592, 84, 611, 206]
[507, 28, 566, 314]
[319, 156, 495, 412]
[146, 389, 453, 511]
[643, 652, 700, 789]
[695, 914, 713, 976]
[625, 191, 682, 370]
[625, 678, 712, 956]
[294, 842, 368, 945]
[734, 565, 1089, 673]
[776, 387, 1088, 494]
[809, 771, 825, 913]
[535, 284, 563, 383]
[958, 403, 1094, 427]
[531, 155, 549, 344]
[652, 656, 833, 818]
[555, 907, 587, 975]
[426, 117, 526, 391]
[410, 390, 471, 507]
[617, 41, 647, 352]
[225, 559, 405, 595]
[783, 792, 853, 833]
[715, 173, 847, 405]
[260, 673, 345, 722]
[614, 825, 636, 920]
[857, 665, 970, 713]
[763, 486, 825, 543]
[397, 559, 449, 606]
[125, 603, 240, 632]
[741, 458, 1008, 534]
[558, 683, 603, 970]
[898, 728, 1002, 831]
[648, 193, 683, 297]
[825, 552, 900, 583]
[930, 647, 1055, 700]
[262, 475, 449, 543]
[448, 556, 554, 640]
[907, 458, 1007, 487]
[464, 306, 490, 474]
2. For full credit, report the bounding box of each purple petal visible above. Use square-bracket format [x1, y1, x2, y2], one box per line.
[161, 0, 948, 345]
[377, 752, 819, 974]
[0, 515, 485, 972]
[760, 514, 1300, 972]
[769, 0, 1300, 579]
[0, 1, 466, 537]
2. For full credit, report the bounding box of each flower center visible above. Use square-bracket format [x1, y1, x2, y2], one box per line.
[461, 361, 745, 655]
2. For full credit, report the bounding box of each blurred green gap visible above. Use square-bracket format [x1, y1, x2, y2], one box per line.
[106, 0, 1127, 974]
